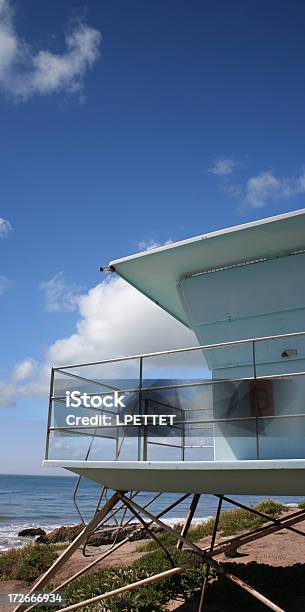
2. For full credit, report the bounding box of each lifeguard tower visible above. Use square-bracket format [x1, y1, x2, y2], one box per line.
[45, 207, 305, 494]
[17, 209, 305, 612]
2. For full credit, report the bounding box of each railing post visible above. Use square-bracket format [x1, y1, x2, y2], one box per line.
[137, 357, 143, 461]
[252, 341, 260, 459]
[115, 395, 120, 460]
[181, 418, 185, 461]
[143, 398, 148, 461]
[44, 367, 54, 460]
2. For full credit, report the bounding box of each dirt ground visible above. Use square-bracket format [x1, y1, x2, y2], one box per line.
[2, 510, 305, 611]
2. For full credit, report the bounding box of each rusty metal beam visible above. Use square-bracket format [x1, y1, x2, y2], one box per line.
[51, 492, 190, 594]
[177, 493, 201, 551]
[198, 495, 223, 611]
[13, 491, 122, 612]
[17, 491, 301, 612]
[118, 494, 286, 612]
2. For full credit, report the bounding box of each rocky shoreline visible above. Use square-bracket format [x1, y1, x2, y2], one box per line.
[17, 522, 174, 547]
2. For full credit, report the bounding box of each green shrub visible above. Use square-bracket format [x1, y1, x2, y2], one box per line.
[16, 544, 58, 582]
[0, 544, 58, 582]
[208, 499, 285, 537]
[254, 499, 286, 515]
[49, 548, 209, 612]
[38, 554, 305, 612]
[0, 547, 24, 580]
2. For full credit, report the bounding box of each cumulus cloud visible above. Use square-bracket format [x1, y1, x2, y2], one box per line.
[47, 277, 194, 365]
[0, 0, 101, 100]
[40, 271, 82, 313]
[12, 358, 37, 382]
[244, 169, 305, 208]
[0, 277, 196, 407]
[208, 157, 238, 176]
[0, 217, 12, 236]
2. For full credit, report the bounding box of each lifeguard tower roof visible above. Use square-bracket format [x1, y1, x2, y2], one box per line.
[108, 208, 305, 326]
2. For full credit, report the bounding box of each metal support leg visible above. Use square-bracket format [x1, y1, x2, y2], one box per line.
[120, 495, 175, 566]
[13, 491, 122, 612]
[119, 494, 206, 558]
[198, 495, 223, 611]
[118, 494, 284, 612]
[177, 493, 201, 550]
[19, 491, 293, 612]
[52, 493, 190, 594]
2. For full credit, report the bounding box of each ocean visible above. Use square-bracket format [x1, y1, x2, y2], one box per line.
[0, 473, 304, 551]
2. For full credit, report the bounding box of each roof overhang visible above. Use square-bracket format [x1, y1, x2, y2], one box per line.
[107, 208, 305, 327]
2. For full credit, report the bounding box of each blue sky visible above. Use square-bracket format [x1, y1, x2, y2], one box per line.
[1, 0, 305, 473]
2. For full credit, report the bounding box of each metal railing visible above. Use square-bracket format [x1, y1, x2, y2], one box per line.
[45, 330, 305, 463]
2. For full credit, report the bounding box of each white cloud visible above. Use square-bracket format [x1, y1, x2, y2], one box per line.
[0, 0, 101, 100]
[0, 217, 12, 236]
[208, 157, 238, 176]
[13, 358, 37, 382]
[209, 158, 305, 210]
[40, 271, 82, 313]
[244, 169, 305, 209]
[137, 239, 173, 251]
[47, 276, 194, 365]
[0, 277, 196, 407]
[0, 380, 15, 406]
[0, 275, 11, 296]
